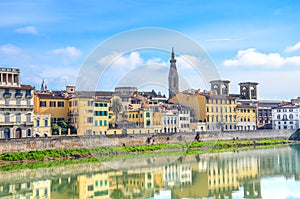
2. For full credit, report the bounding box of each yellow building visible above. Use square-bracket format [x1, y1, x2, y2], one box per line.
[68, 96, 109, 136]
[34, 91, 69, 124]
[33, 114, 51, 137]
[204, 93, 237, 131]
[236, 104, 257, 130]
[170, 90, 237, 132]
[124, 108, 152, 128]
[169, 91, 206, 122]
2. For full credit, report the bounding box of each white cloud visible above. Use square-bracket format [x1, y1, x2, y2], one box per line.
[0, 44, 22, 56]
[97, 51, 143, 71]
[146, 57, 167, 70]
[223, 48, 300, 68]
[49, 46, 82, 64]
[15, 26, 38, 35]
[285, 41, 300, 53]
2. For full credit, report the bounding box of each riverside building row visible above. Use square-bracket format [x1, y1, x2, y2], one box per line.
[0, 49, 297, 139]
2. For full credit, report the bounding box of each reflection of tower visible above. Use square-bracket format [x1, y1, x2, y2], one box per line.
[210, 80, 230, 96]
[243, 181, 262, 199]
[168, 48, 179, 99]
[239, 82, 258, 100]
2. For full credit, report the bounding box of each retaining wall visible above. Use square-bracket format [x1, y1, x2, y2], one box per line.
[0, 129, 296, 154]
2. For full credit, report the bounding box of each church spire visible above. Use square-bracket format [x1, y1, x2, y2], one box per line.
[168, 47, 179, 99]
[170, 47, 177, 67]
[41, 79, 47, 92]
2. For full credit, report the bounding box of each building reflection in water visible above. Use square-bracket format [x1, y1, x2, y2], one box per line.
[0, 144, 299, 199]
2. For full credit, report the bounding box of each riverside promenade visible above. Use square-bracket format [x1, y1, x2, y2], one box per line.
[0, 129, 299, 154]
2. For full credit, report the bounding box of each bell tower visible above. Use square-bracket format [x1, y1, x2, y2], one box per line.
[168, 47, 179, 99]
[239, 82, 258, 100]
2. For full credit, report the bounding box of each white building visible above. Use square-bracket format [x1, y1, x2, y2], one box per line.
[0, 67, 34, 139]
[178, 106, 191, 132]
[272, 104, 300, 130]
[162, 105, 191, 133]
[162, 109, 178, 133]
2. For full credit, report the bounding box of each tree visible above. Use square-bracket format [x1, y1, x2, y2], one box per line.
[51, 123, 60, 135]
[111, 98, 122, 127]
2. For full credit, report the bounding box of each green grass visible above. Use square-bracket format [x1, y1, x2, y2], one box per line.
[0, 139, 292, 162]
[0, 139, 293, 172]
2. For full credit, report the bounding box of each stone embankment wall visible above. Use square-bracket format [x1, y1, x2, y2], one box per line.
[0, 130, 296, 154]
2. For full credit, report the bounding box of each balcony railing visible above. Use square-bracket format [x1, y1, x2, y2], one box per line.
[15, 93, 23, 98]
[25, 93, 33, 98]
[3, 92, 11, 98]
[0, 104, 34, 109]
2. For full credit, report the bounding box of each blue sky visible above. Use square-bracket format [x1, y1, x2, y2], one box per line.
[1, 0, 300, 100]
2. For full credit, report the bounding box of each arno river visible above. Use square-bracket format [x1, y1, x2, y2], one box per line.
[0, 144, 299, 199]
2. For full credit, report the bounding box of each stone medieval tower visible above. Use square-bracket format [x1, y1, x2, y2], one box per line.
[168, 48, 179, 99]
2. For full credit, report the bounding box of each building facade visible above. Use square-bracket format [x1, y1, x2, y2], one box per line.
[272, 104, 300, 130]
[204, 94, 237, 131]
[236, 104, 257, 131]
[68, 96, 109, 136]
[33, 114, 51, 137]
[0, 67, 34, 139]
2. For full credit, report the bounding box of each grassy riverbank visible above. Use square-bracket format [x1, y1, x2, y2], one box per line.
[0, 139, 293, 161]
[0, 139, 295, 171]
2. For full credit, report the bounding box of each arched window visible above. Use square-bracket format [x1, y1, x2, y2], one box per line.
[277, 115, 281, 120]
[283, 114, 288, 121]
[27, 129, 31, 137]
[4, 128, 10, 139]
[289, 114, 293, 120]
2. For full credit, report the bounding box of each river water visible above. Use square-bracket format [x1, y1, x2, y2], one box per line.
[0, 144, 299, 199]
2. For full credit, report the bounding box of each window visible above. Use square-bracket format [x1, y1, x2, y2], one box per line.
[26, 90, 32, 97]
[45, 118, 48, 127]
[58, 101, 64, 107]
[100, 120, 102, 126]
[27, 114, 31, 123]
[50, 101, 56, 107]
[146, 120, 151, 126]
[104, 120, 107, 126]
[95, 120, 98, 126]
[16, 114, 21, 123]
[36, 118, 40, 127]
[16, 99, 21, 106]
[40, 101, 46, 107]
[289, 114, 293, 120]
[87, 117, 93, 123]
[5, 114, 10, 123]
[51, 118, 57, 124]
[27, 129, 31, 137]
[87, 185, 94, 191]
[27, 99, 31, 106]
[5, 99, 9, 106]
[88, 100, 93, 106]
[277, 115, 281, 120]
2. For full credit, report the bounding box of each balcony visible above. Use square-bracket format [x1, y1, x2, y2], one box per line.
[3, 92, 11, 98]
[15, 93, 23, 98]
[25, 93, 33, 98]
[0, 104, 34, 109]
